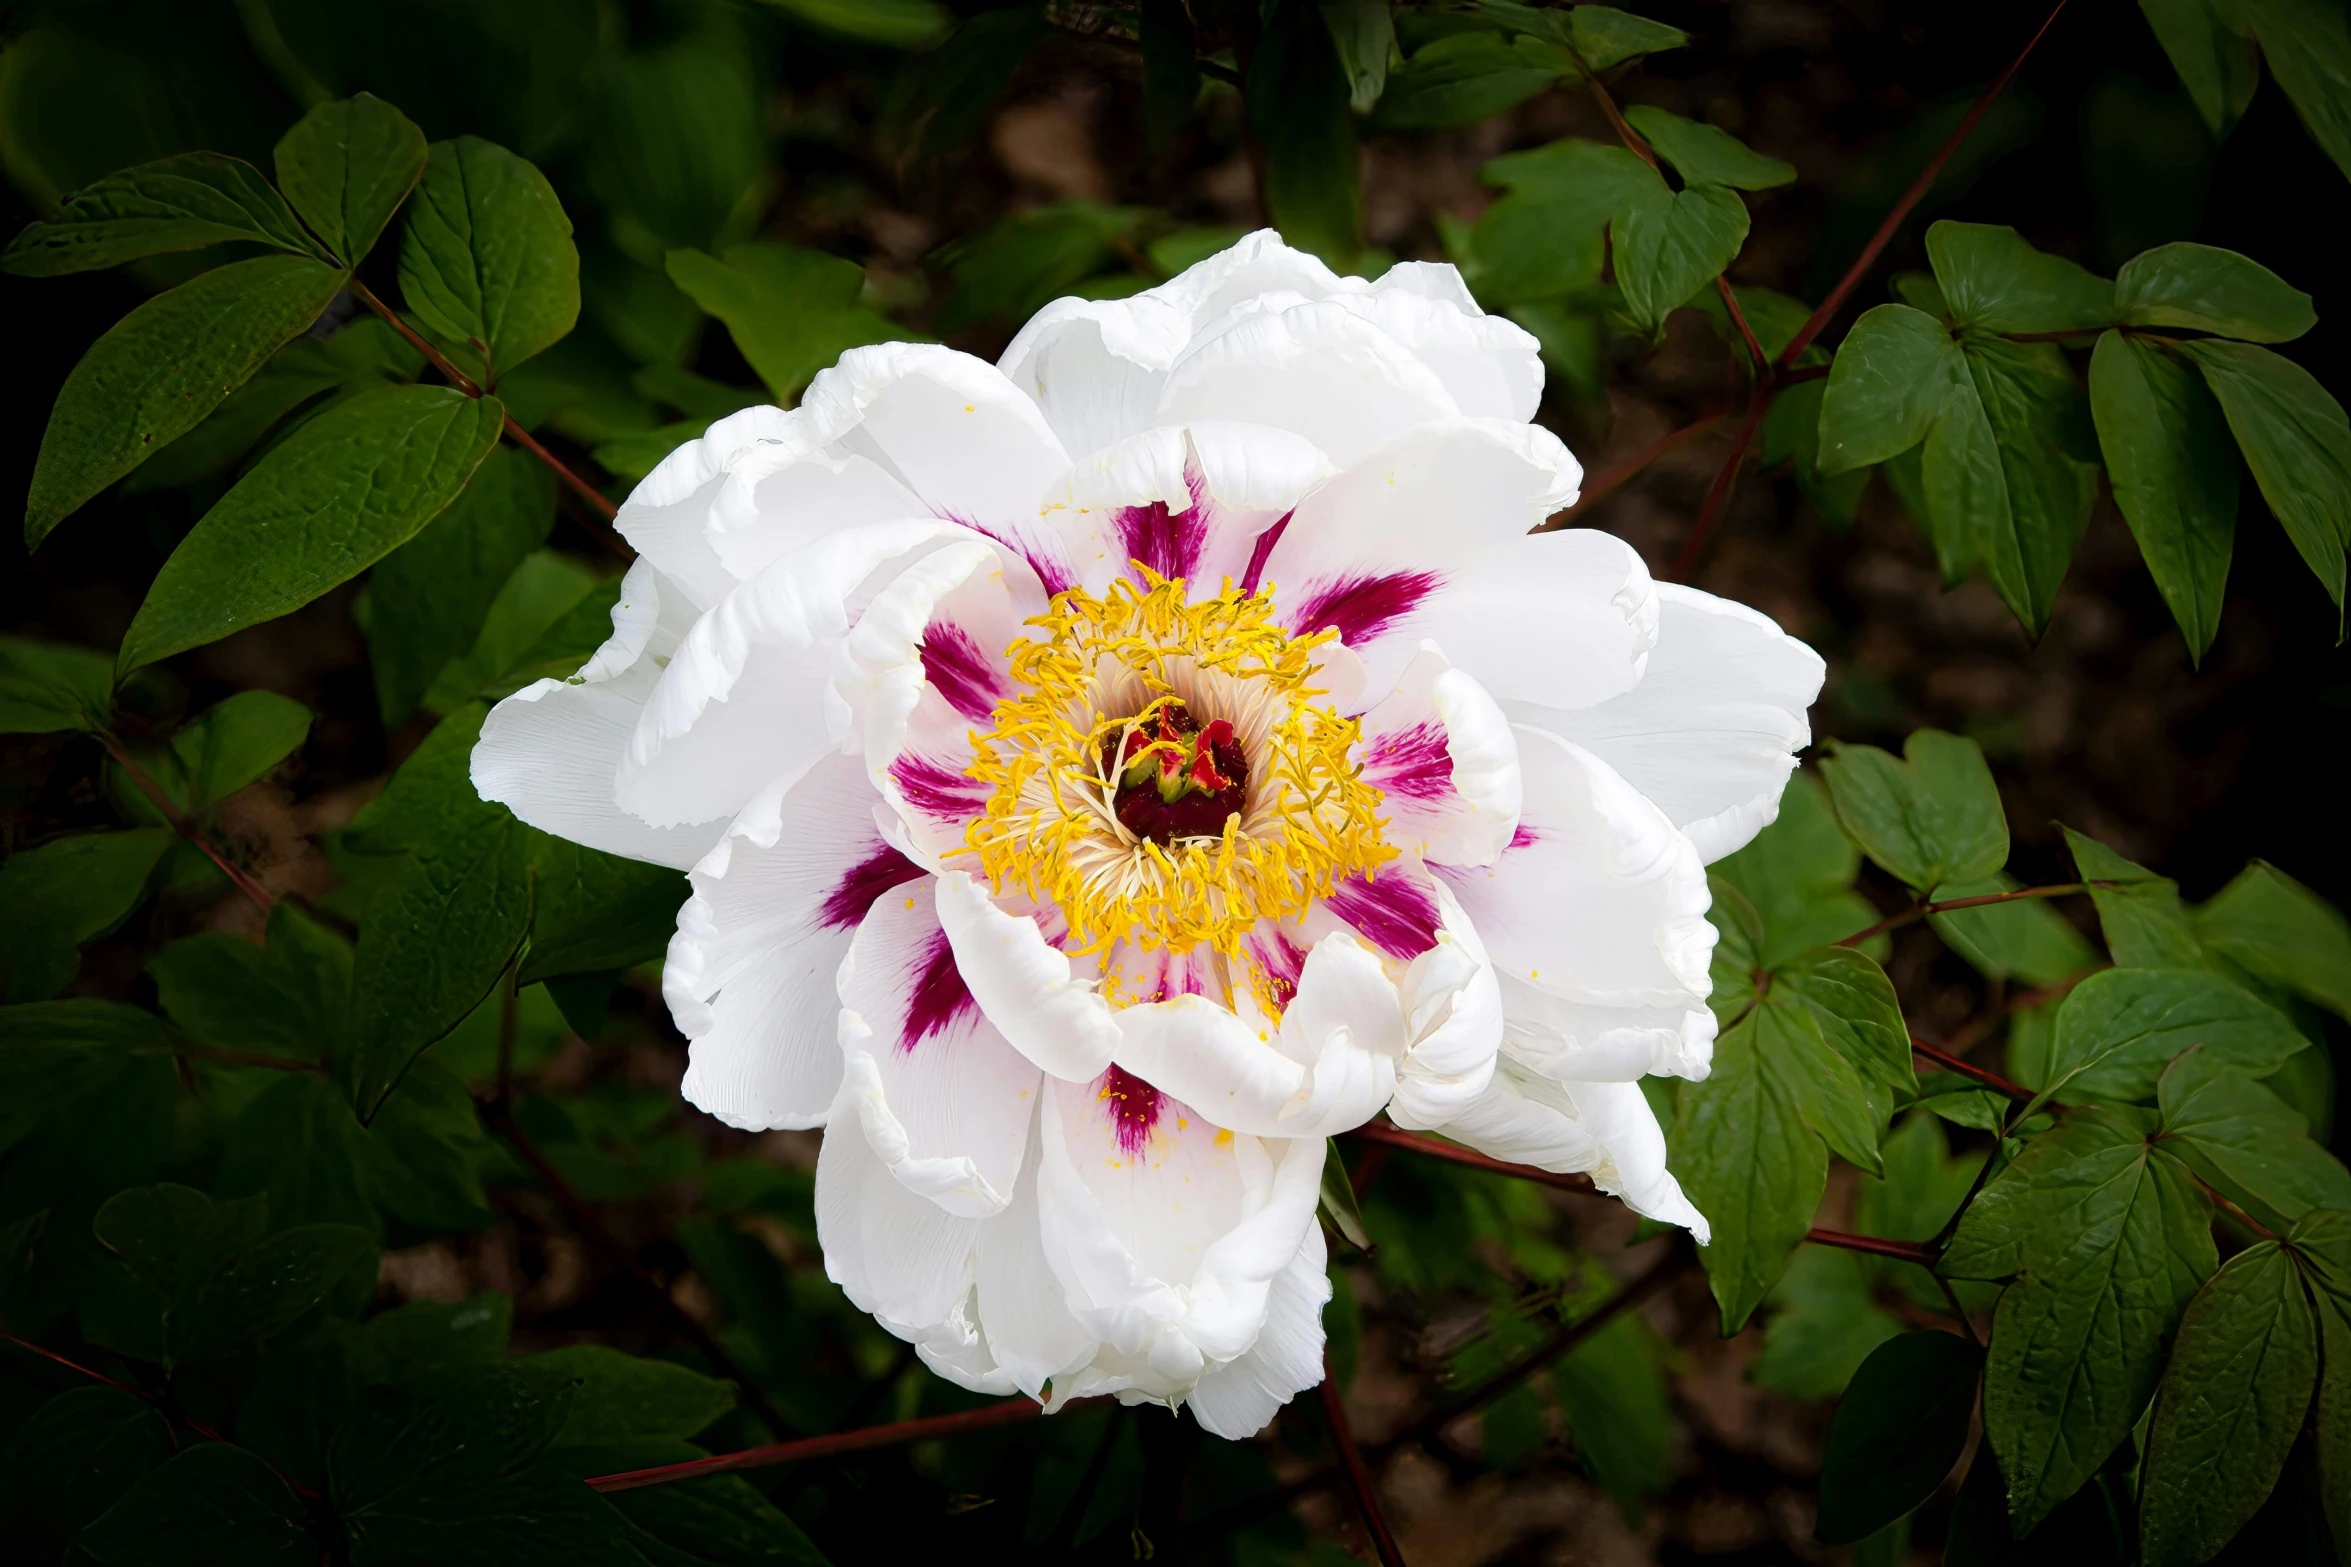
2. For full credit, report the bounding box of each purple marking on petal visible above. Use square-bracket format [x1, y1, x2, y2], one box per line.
[946, 512, 1075, 598]
[1323, 871, 1443, 960]
[819, 843, 925, 931]
[1097, 1063, 1164, 1154]
[891, 755, 989, 822]
[919, 620, 1004, 725]
[1508, 823, 1541, 853]
[1237, 511, 1292, 597]
[1363, 720, 1455, 802]
[1247, 930, 1308, 1016]
[1289, 570, 1443, 646]
[900, 927, 978, 1052]
[1114, 501, 1209, 586]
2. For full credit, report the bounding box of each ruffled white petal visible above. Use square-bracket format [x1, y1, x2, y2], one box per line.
[1433, 727, 1715, 1013]
[815, 1075, 983, 1330]
[617, 406, 795, 609]
[669, 754, 923, 1131]
[835, 876, 1043, 1217]
[1496, 973, 1717, 1086]
[934, 871, 1122, 1084]
[1354, 642, 1522, 867]
[1432, 1058, 1711, 1241]
[1383, 873, 1506, 1130]
[1184, 1226, 1330, 1439]
[1406, 528, 1659, 714]
[1513, 583, 1824, 863]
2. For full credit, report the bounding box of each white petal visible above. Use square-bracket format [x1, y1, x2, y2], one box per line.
[1514, 583, 1824, 863]
[1407, 527, 1659, 713]
[1433, 1058, 1710, 1241]
[815, 1075, 981, 1328]
[972, 1123, 1099, 1399]
[1156, 298, 1461, 470]
[705, 444, 930, 583]
[836, 876, 1043, 1217]
[1496, 972, 1718, 1085]
[997, 293, 1197, 461]
[669, 754, 924, 1130]
[934, 871, 1122, 1084]
[1049, 422, 1334, 596]
[1384, 873, 1506, 1130]
[1433, 728, 1715, 1008]
[616, 520, 974, 829]
[1257, 420, 1587, 699]
[1320, 282, 1544, 423]
[1185, 1226, 1330, 1439]
[472, 562, 725, 870]
[618, 405, 795, 608]
[1355, 642, 1522, 867]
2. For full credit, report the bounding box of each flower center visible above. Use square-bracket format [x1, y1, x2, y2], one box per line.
[963, 571, 1389, 958]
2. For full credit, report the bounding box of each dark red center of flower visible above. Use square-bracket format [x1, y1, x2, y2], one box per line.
[1099, 698, 1249, 845]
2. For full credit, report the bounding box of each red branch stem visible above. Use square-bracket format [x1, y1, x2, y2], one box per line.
[586, 1398, 1050, 1492]
[1776, 0, 2071, 367]
[1836, 883, 2085, 948]
[1319, 1356, 1407, 1567]
[94, 730, 273, 914]
[1804, 1228, 1936, 1265]
[1556, 413, 1731, 520]
[1910, 1037, 2033, 1102]
[1343, 1123, 1596, 1195]
[1665, 386, 1766, 582]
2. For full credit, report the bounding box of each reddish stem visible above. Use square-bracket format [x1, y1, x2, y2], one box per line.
[586, 1398, 1050, 1492]
[3, 1331, 139, 1394]
[1319, 1356, 1406, 1567]
[1806, 1228, 1936, 1265]
[1776, 0, 2072, 368]
[347, 277, 625, 529]
[1555, 413, 1731, 521]
[1836, 882, 2085, 948]
[1343, 1123, 1596, 1196]
[1910, 1038, 2033, 1102]
[1664, 385, 1768, 582]
[95, 730, 273, 914]
[1714, 278, 1769, 370]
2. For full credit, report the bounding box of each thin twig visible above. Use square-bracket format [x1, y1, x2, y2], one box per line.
[1665, 385, 1767, 582]
[1553, 413, 1731, 521]
[1714, 279, 1769, 371]
[1910, 1038, 2033, 1102]
[1342, 1123, 1597, 1196]
[1776, 0, 2072, 368]
[1805, 1228, 1936, 1266]
[3, 1331, 140, 1394]
[347, 277, 626, 529]
[2193, 1176, 2280, 1242]
[1935, 1276, 1983, 1346]
[479, 1099, 792, 1437]
[586, 1397, 1052, 1492]
[1836, 883, 2086, 949]
[94, 730, 273, 914]
[1319, 1354, 1406, 1567]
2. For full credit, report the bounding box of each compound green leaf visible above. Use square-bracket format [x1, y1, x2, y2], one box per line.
[1928, 874, 2099, 986]
[2313, 1286, 2351, 1563]
[2046, 966, 2306, 1101]
[2137, 0, 2259, 138]
[120, 385, 503, 674]
[1623, 105, 1794, 190]
[2, 152, 322, 276]
[1562, 4, 1691, 69]
[0, 1387, 173, 1561]
[0, 634, 114, 733]
[1368, 32, 1560, 131]
[1815, 303, 1966, 475]
[665, 242, 901, 402]
[1751, 1245, 1902, 1399]
[79, 1441, 318, 1567]
[1816, 1330, 1982, 1545]
[2241, 0, 2351, 187]
[397, 137, 579, 383]
[1952, 335, 2098, 636]
[2179, 338, 2351, 611]
[1926, 221, 2115, 334]
[522, 838, 686, 984]
[526, 1346, 734, 1445]
[2063, 825, 2206, 968]
[1711, 773, 1876, 965]
[2194, 860, 2351, 1022]
[2115, 241, 2316, 342]
[27, 254, 347, 545]
[1819, 729, 2008, 893]
[2089, 331, 2238, 659]
[420, 552, 616, 713]
[2137, 1242, 2317, 1567]
[2157, 1047, 2351, 1227]
[274, 94, 428, 267]
[1612, 178, 1746, 335]
[1775, 946, 1916, 1099]
[0, 1000, 167, 1157]
[0, 830, 172, 1003]
[579, 33, 764, 257]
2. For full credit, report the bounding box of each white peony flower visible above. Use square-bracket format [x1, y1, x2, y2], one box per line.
[472, 231, 1823, 1437]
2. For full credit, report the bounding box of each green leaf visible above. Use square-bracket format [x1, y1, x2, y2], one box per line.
[2063, 826, 2205, 968]
[2194, 860, 2351, 1022]
[397, 137, 580, 383]
[368, 444, 556, 725]
[0, 633, 114, 733]
[1673, 999, 1879, 1331]
[180, 1223, 378, 1364]
[2239, 0, 2351, 187]
[27, 253, 346, 546]
[1751, 1245, 1902, 1399]
[2114, 241, 2316, 342]
[1623, 105, 1795, 190]
[349, 706, 534, 1119]
[1940, 1107, 2216, 1534]
[664, 243, 901, 403]
[1711, 773, 1877, 966]
[150, 901, 347, 1064]
[274, 94, 429, 268]
[527, 1346, 735, 1445]
[579, 33, 764, 258]
[1250, 0, 1362, 269]
[882, 6, 1044, 168]
[1925, 221, 2115, 334]
[933, 203, 1152, 332]
[0, 830, 173, 1002]
[421, 552, 616, 713]
[758, 0, 949, 48]
[2046, 966, 2306, 1101]
[0, 999, 167, 1157]
[1928, 875, 2099, 986]
[1319, 1138, 1373, 1251]
[2, 152, 323, 276]
[80, 1182, 264, 1363]
[1319, 0, 1396, 113]
[1368, 32, 1561, 131]
[2312, 1285, 2351, 1564]
[2156, 1047, 2351, 1227]
[522, 837, 684, 984]
[192, 690, 315, 805]
[1611, 179, 1747, 335]
[79, 1440, 319, 1566]
[2179, 338, 2351, 611]
[119, 384, 504, 674]
[2089, 332, 2238, 659]
[0, 1387, 173, 1560]
[1460, 189, 1607, 304]
[1815, 303, 1967, 475]
[1952, 335, 2099, 636]
[1816, 1330, 1982, 1545]
[2137, 1242, 2318, 1567]
[1561, 5, 1691, 69]
[1551, 1313, 1674, 1521]
[1818, 729, 2009, 893]
[594, 1450, 832, 1564]
[2138, 0, 2259, 138]
[1775, 946, 1917, 1099]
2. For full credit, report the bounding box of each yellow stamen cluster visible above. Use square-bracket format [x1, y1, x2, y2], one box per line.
[963, 572, 1388, 957]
